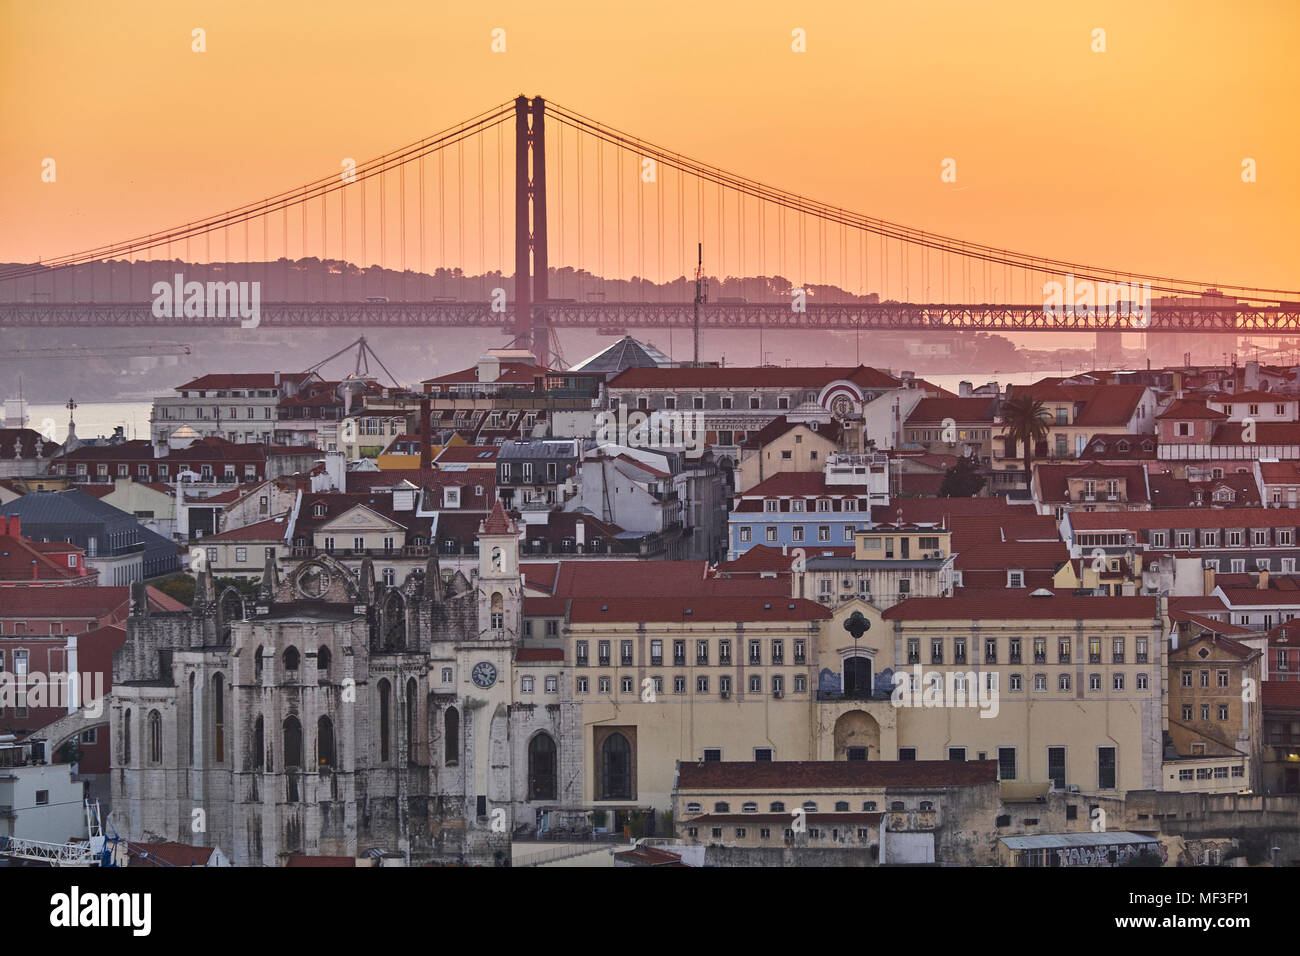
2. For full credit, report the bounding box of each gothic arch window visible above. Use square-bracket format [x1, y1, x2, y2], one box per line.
[148, 710, 162, 764]
[283, 715, 302, 768]
[317, 646, 331, 679]
[254, 646, 264, 683]
[600, 732, 632, 800]
[528, 732, 557, 801]
[212, 674, 225, 763]
[283, 646, 300, 674]
[318, 716, 336, 769]
[444, 707, 459, 766]
[378, 679, 391, 762]
[491, 546, 503, 572]
[123, 708, 132, 764]
[382, 592, 406, 650]
[187, 673, 195, 766]
[405, 678, 418, 765]
[251, 715, 264, 770]
[218, 587, 242, 644]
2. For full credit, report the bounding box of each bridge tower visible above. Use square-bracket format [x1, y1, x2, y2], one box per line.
[515, 95, 553, 369]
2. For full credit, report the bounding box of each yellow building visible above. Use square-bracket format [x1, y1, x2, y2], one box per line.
[734, 418, 843, 493]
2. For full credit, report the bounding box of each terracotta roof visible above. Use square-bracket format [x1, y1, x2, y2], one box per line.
[0, 585, 183, 617]
[1010, 384, 1148, 427]
[1034, 462, 1150, 505]
[1262, 681, 1300, 710]
[676, 759, 999, 790]
[717, 544, 850, 574]
[1081, 434, 1159, 459]
[1212, 422, 1300, 445]
[883, 591, 1157, 621]
[1207, 390, 1297, 405]
[515, 647, 565, 662]
[549, 560, 787, 598]
[434, 445, 500, 464]
[740, 472, 871, 498]
[739, 416, 843, 450]
[1170, 611, 1252, 636]
[607, 365, 900, 391]
[905, 397, 998, 425]
[568, 596, 829, 624]
[176, 373, 304, 390]
[612, 846, 688, 866]
[422, 362, 549, 386]
[1157, 399, 1227, 421]
[480, 499, 515, 535]
[285, 855, 357, 867]
[127, 842, 217, 867]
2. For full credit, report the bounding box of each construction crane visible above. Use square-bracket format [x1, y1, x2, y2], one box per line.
[0, 799, 120, 867]
[0, 344, 191, 361]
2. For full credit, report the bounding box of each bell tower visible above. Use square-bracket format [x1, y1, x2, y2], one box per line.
[476, 500, 523, 641]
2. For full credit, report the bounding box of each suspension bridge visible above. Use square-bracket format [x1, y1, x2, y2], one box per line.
[2, 96, 1297, 368]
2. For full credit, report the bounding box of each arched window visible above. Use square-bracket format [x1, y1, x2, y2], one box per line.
[254, 646, 264, 683]
[405, 678, 418, 765]
[123, 708, 132, 763]
[317, 646, 331, 679]
[444, 707, 459, 766]
[890, 801, 905, 811]
[378, 680, 391, 762]
[490, 592, 504, 630]
[283, 716, 302, 768]
[742, 802, 758, 813]
[835, 801, 850, 812]
[252, 715, 264, 770]
[212, 675, 225, 762]
[382, 592, 406, 650]
[714, 802, 730, 813]
[770, 801, 785, 812]
[600, 732, 632, 800]
[920, 800, 934, 811]
[528, 733, 557, 800]
[318, 716, 336, 769]
[686, 802, 702, 814]
[187, 673, 195, 766]
[802, 801, 818, 812]
[148, 710, 162, 763]
[283, 646, 300, 673]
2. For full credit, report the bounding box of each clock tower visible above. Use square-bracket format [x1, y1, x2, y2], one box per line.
[460, 499, 524, 840]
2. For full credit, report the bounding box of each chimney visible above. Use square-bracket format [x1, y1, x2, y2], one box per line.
[477, 354, 501, 383]
[959, 381, 972, 398]
[1203, 564, 1215, 595]
[576, 518, 585, 548]
[7, 515, 18, 537]
[1258, 569, 1269, 590]
[419, 398, 433, 472]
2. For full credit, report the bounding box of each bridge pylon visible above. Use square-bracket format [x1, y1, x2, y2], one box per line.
[515, 95, 553, 369]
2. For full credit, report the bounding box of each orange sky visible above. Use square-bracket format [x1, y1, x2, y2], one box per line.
[1, 0, 1297, 298]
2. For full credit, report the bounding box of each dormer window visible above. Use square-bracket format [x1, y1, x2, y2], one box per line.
[444, 487, 461, 508]
[1116, 440, 1129, 452]
[312, 503, 327, 517]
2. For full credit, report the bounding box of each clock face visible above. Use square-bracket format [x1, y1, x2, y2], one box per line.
[471, 661, 498, 688]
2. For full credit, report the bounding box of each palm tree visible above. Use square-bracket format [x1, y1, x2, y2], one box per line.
[999, 394, 1050, 490]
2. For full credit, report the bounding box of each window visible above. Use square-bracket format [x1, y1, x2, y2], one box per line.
[600, 732, 633, 800]
[1098, 747, 1117, 789]
[997, 748, 1017, 780]
[528, 733, 557, 800]
[898, 747, 916, 761]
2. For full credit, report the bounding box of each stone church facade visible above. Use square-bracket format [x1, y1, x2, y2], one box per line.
[110, 503, 544, 866]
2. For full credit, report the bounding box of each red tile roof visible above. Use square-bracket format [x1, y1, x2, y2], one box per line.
[685, 812, 882, 826]
[676, 760, 998, 789]
[1081, 434, 1159, 459]
[607, 366, 900, 391]
[1157, 399, 1227, 421]
[905, 397, 998, 425]
[434, 445, 500, 463]
[613, 846, 688, 866]
[883, 591, 1158, 621]
[176, 373, 304, 390]
[422, 362, 549, 386]
[515, 646, 565, 662]
[568, 596, 829, 624]
[1212, 422, 1300, 444]
[1207, 390, 1296, 406]
[285, 855, 357, 867]
[127, 842, 217, 867]
[739, 416, 843, 450]
[480, 499, 515, 535]
[1262, 681, 1300, 710]
[549, 560, 788, 599]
